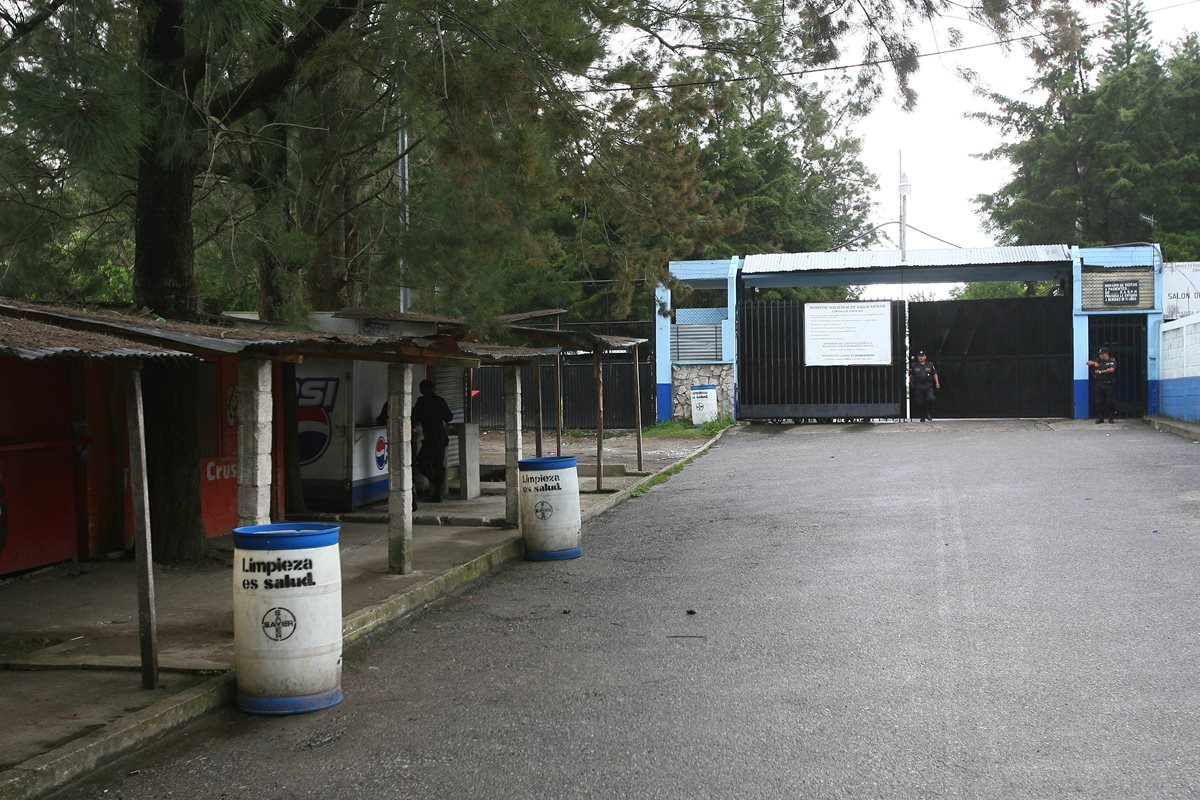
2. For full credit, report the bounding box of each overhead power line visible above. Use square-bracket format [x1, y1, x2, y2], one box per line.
[578, 0, 1200, 95]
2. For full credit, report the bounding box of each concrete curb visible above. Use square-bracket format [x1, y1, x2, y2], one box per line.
[1144, 415, 1200, 442]
[580, 424, 738, 524]
[341, 537, 524, 645]
[0, 673, 236, 800]
[0, 539, 526, 800]
[0, 426, 732, 800]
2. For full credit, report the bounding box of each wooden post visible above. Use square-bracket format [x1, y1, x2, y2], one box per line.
[503, 366, 522, 527]
[533, 358, 544, 457]
[633, 344, 643, 473]
[594, 350, 604, 493]
[387, 363, 415, 574]
[463, 368, 473, 423]
[123, 365, 159, 690]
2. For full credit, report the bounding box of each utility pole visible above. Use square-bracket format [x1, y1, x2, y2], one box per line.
[899, 155, 912, 263]
[398, 120, 411, 313]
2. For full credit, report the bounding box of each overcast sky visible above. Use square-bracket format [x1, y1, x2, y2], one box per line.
[853, 0, 1198, 298]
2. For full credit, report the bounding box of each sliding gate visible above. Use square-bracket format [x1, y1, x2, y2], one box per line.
[738, 299, 907, 420]
[738, 296, 1075, 420]
[908, 296, 1073, 418]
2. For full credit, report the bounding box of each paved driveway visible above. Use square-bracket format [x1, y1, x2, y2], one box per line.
[58, 420, 1200, 800]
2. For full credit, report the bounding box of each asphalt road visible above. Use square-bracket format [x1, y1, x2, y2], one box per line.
[57, 420, 1200, 800]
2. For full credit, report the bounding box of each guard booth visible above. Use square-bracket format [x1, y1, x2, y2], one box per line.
[1073, 247, 1163, 420]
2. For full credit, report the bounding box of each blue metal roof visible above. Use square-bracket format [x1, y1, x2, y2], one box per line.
[1077, 244, 1159, 268]
[742, 245, 1071, 274]
[667, 261, 729, 283]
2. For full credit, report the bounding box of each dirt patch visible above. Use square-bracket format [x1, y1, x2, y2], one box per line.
[478, 429, 713, 473]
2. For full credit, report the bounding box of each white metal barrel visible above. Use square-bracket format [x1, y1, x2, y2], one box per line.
[232, 523, 342, 714]
[690, 384, 718, 424]
[519, 456, 582, 560]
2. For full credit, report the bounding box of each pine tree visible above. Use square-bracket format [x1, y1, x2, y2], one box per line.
[1100, 0, 1155, 73]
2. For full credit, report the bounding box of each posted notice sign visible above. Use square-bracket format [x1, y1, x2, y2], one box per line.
[804, 302, 893, 366]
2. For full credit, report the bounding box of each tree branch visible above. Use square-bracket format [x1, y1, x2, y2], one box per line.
[0, 0, 68, 57]
[207, 0, 366, 125]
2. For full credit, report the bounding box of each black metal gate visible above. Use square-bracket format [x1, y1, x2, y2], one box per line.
[474, 361, 655, 430]
[908, 296, 1073, 418]
[1087, 314, 1147, 418]
[737, 299, 907, 419]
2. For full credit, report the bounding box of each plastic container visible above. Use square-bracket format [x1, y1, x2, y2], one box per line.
[232, 522, 343, 714]
[518, 456, 582, 560]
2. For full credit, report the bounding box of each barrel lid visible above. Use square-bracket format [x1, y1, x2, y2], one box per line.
[518, 456, 578, 471]
[691, 384, 717, 390]
[233, 522, 340, 551]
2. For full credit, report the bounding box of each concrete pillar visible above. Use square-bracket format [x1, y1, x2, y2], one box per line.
[456, 422, 480, 500]
[387, 363, 415, 574]
[503, 365, 522, 527]
[654, 283, 673, 422]
[237, 358, 273, 527]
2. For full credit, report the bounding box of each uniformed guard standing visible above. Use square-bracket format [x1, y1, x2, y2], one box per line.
[909, 350, 941, 422]
[1086, 346, 1118, 423]
[412, 379, 453, 501]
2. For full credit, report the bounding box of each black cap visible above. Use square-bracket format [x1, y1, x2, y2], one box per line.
[1098, 346, 1110, 355]
[916, 350, 926, 356]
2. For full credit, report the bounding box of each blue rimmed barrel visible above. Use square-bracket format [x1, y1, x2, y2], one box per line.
[232, 522, 343, 714]
[689, 385, 718, 424]
[518, 456, 582, 560]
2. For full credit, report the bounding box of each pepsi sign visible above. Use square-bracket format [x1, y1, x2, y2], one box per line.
[297, 378, 339, 466]
[374, 435, 388, 471]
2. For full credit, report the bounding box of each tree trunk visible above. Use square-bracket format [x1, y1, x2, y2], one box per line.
[134, 156, 197, 319]
[141, 361, 210, 563]
[254, 108, 292, 323]
[134, 0, 198, 320]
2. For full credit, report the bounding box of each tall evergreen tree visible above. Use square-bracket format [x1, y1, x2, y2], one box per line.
[975, 3, 1200, 260]
[1100, 0, 1155, 72]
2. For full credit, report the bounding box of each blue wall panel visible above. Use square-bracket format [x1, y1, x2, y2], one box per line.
[1160, 377, 1200, 422]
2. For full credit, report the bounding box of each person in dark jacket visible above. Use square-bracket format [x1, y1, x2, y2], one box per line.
[412, 379, 453, 501]
[1087, 347, 1118, 423]
[909, 350, 941, 422]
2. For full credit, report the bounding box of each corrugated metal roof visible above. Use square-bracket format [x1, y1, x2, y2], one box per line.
[0, 316, 195, 362]
[669, 259, 735, 281]
[332, 308, 464, 325]
[0, 301, 481, 366]
[456, 342, 559, 363]
[495, 309, 567, 323]
[508, 325, 646, 352]
[742, 245, 1072, 274]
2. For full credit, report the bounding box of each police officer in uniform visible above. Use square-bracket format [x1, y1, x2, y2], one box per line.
[1086, 346, 1117, 423]
[909, 350, 940, 422]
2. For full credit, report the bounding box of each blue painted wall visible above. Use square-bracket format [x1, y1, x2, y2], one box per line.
[1160, 377, 1200, 422]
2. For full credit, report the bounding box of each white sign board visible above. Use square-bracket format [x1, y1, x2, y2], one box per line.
[1164, 262, 1200, 320]
[804, 302, 893, 366]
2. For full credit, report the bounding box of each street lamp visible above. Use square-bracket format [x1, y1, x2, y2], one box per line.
[899, 172, 912, 262]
